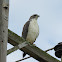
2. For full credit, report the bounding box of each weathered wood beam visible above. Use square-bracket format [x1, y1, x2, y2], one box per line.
[7, 45, 18, 55]
[0, 0, 9, 62]
[7, 42, 28, 55]
[8, 29, 25, 46]
[8, 29, 60, 62]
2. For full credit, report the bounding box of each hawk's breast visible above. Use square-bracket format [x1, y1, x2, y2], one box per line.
[26, 19, 39, 43]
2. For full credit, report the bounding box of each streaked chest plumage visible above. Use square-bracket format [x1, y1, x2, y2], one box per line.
[26, 19, 39, 43]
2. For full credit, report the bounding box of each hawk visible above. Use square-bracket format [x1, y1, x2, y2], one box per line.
[22, 14, 39, 57]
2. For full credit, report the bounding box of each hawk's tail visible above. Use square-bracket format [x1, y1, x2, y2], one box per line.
[23, 52, 26, 58]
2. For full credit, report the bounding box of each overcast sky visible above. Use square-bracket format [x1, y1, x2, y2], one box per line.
[7, 0, 62, 62]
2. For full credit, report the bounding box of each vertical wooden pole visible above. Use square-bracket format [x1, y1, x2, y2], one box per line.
[0, 0, 9, 62]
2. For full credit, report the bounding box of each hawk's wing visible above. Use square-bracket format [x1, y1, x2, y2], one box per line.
[22, 21, 30, 39]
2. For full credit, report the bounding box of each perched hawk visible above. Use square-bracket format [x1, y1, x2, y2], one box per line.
[22, 14, 39, 57]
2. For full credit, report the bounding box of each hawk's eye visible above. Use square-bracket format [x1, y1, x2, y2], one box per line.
[34, 15, 37, 16]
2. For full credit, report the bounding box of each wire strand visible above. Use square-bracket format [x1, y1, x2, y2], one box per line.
[45, 47, 54, 52]
[16, 56, 31, 62]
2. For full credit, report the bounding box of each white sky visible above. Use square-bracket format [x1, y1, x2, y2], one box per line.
[7, 0, 62, 62]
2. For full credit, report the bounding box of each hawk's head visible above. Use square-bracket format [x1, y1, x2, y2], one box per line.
[29, 14, 40, 20]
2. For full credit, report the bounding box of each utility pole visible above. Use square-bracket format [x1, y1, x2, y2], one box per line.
[0, 0, 9, 62]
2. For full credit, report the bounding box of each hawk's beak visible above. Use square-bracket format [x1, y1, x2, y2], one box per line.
[38, 15, 40, 17]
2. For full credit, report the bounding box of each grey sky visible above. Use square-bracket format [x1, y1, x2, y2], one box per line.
[7, 0, 62, 62]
